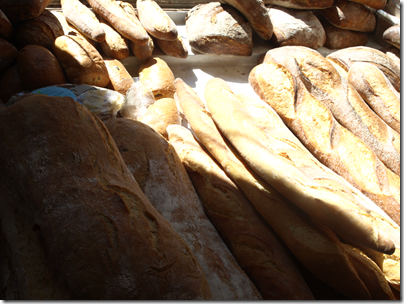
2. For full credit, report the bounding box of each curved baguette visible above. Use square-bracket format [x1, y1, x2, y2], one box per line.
[173, 77, 372, 300]
[61, 0, 105, 42]
[262, 46, 400, 176]
[87, 0, 149, 45]
[348, 62, 400, 134]
[0, 94, 212, 300]
[105, 118, 262, 300]
[167, 125, 314, 300]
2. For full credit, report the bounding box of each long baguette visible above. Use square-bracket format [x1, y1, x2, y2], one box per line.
[249, 61, 400, 226]
[173, 77, 372, 299]
[167, 124, 314, 300]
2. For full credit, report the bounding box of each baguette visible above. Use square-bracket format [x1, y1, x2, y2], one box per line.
[262, 46, 400, 176]
[104, 59, 134, 95]
[174, 77, 373, 299]
[249, 61, 400, 226]
[0, 94, 212, 300]
[154, 36, 188, 59]
[99, 19, 130, 60]
[167, 124, 314, 300]
[104, 118, 262, 300]
[61, 0, 105, 42]
[383, 25, 400, 49]
[0, 9, 13, 40]
[136, 0, 178, 41]
[129, 36, 154, 61]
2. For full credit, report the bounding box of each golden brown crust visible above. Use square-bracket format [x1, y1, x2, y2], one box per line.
[0, 94, 213, 300]
[99, 19, 130, 60]
[129, 36, 154, 61]
[154, 36, 188, 59]
[104, 59, 134, 95]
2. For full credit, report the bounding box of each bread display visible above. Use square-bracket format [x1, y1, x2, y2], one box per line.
[186, 2, 253, 56]
[383, 25, 400, 49]
[99, 19, 130, 60]
[104, 59, 134, 95]
[0, 9, 13, 40]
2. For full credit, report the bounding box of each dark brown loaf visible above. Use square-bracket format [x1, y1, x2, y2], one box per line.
[0, 0, 53, 21]
[104, 59, 134, 95]
[167, 124, 314, 300]
[154, 36, 188, 59]
[104, 118, 262, 300]
[52, 35, 109, 87]
[0, 37, 18, 72]
[186, 3, 253, 56]
[0, 64, 23, 103]
[346, 0, 387, 9]
[0, 94, 213, 300]
[383, 25, 400, 49]
[264, 0, 333, 9]
[99, 19, 130, 60]
[0, 9, 13, 40]
[17, 44, 66, 91]
[61, 0, 105, 42]
[319, 0, 376, 32]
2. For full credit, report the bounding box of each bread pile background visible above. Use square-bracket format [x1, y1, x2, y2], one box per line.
[0, 0, 400, 300]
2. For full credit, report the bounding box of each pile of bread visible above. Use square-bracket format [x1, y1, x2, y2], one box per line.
[0, 0, 401, 301]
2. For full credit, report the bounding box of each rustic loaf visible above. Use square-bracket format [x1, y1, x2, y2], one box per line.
[0, 9, 13, 40]
[0, 37, 17, 72]
[99, 19, 130, 60]
[167, 124, 314, 300]
[129, 36, 155, 61]
[174, 77, 375, 300]
[0, 64, 23, 103]
[52, 34, 109, 87]
[185, 3, 253, 56]
[264, 0, 333, 9]
[0, 93, 213, 300]
[154, 36, 188, 59]
[104, 59, 134, 95]
[104, 118, 262, 300]
[383, 25, 400, 49]
[249, 61, 400, 226]
[0, 0, 53, 21]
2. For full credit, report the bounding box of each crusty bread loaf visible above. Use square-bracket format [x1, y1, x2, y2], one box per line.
[348, 62, 400, 134]
[61, 0, 105, 42]
[0, 9, 13, 40]
[104, 118, 262, 300]
[223, 0, 273, 40]
[319, 0, 376, 32]
[0, 0, 53, 21]
[383, 25, 400, 49]
[0, 93, 213, 300]
[249, 61, 400, 226]
[185, 3, 253, 56]
[154, 36, 188, 59]
[0, 64, 23, 103]
[129, 37, 154, 61]
[17, 44, 66, 91]
[383, 46, 400, 70]
[173, 77, 374, 300]
[167, 124, 314, 300]
[99, 19, 130, 60]
[136, 0, 178, 41]
[264, 0, 333, 9]
[138, 57, 176, 99]
[87, 0, 149, 45]
[268, 6, 325, 49]
[14, 9, 64, 50]
[104, 58, 134, 95]
[0, 37, 17, 72]
[262, 46, 400, 176]
[138, 97, 181, 139]
[326, 46, 400, 92]
[52, 34, 109, 87]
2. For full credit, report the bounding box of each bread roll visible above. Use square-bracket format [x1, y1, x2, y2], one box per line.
[249, 61, 400, 226]
[0, 37, 18, 72]
[264, 0, 333, 9]
[104, 59, 134, 95]
[167, 124, 314, 300]
[348, 62, 400, 134]
[154, 36, 188, 59]
[99, 20, 130, 60]
[173, 77, 373, 300]
[0, 9, 13, 40]
[0, 64, 22, 103]
[61, 0, 105, 42]
[129, 36, 154, 61]
[17, 44, 66, 91]
[0, 93, 213, 300]
[0, 0, 53, 21]
[52, 35, 109, 87]
[136, 0, 178, 41]
[383, 25, 400, 49]
[14, 9, 64, 50]
[268, 6, 325, 49]
[138, 97, 181, 139]
[186, 3, 253, 56]
[138, 57, 176, 99]
[87, 0, 149, 45]
[223, 0, 273, 40]
[319, 0, 376, 32]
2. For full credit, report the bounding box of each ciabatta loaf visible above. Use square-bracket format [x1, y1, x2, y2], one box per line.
[0, 94, 212, 300]
[105, 118, 262, 300]
[167, 124, 314, 300]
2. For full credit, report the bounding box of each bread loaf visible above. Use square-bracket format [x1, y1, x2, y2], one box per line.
[0, 64, 23, 103]
[167, 124, 314, 300]
[223, 0, 273, 40]
[0, 0, 53, 21]
[50, 10, 81, 36]
[17, 44, 66, 91]
[154, 36, 188, 59]
[319, 0, 376, 32]
[99, 19, 130, 60]
[129, 37, 154, 61]
[383, 25, 400, 49]
[0, 93, 213, 300]
[14, 9, 64, 50]
[185, 3, 253, 56]
[104, 59, 134, 95]
[52, 35, 109, 87]
[87, 0, 149, 45]
[268, 6, 325, 49]
[136, 0, 178, 41]
[326, 46, 400, 92]
[105, 118, 262, 300]
[383, 46, 400, 70]
[249, 61, 400, 226]
[0, 9, 13, 40]
[347, 0, 387, 9]
[348, 62, 400, 134]
[174, 77, 374, 300]
[0, 37, 18, 72]
[264, 0, 333, 9]
[262, 46, 400, 176]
